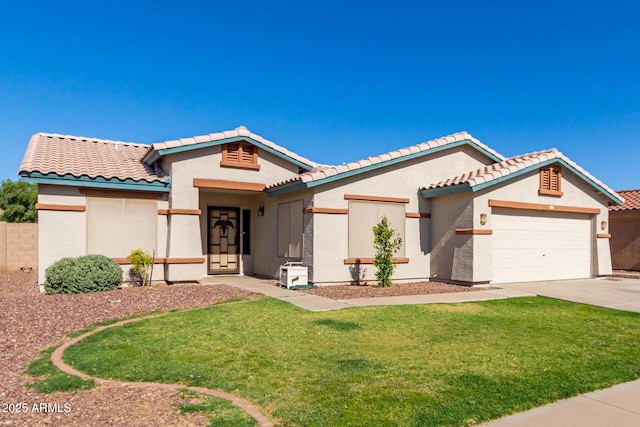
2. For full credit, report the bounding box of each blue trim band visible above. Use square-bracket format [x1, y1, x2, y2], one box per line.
[266, 180, 307, 197]
[268, 139, 503, 196]
[305, 140, 501, 190]
[145, 136, 315, 171]
[20, 173, 171, 192]
[420, 184, 472, 198]
[420, 158, 623, 205]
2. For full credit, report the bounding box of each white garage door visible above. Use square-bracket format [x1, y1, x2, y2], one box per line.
[491, 209, 592, 283]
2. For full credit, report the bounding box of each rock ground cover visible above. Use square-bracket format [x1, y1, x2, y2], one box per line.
[0, 271, 251, 426]
[301, 280, 490, 299]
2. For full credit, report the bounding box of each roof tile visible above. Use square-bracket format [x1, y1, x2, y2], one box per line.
[265, 131, 505, 190]
[610, 190, 638, 211]
[222, 130, 238, 139]
[424, 148, 620, 204]
[19, 133, 168, 183]
[150, 126, 317, 169]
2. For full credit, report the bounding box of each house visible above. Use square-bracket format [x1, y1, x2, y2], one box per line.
[609, 190, 640, 271]
[19, 126, 622, 286]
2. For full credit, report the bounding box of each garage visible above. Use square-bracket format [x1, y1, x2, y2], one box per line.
[491, 208, 592, 283]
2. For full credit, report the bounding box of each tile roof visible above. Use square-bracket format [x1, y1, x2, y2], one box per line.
[423, 148, 622, 204]
[609, 190, 640, 211]
[149, 126, 317, 168]
[268, 131, 503, 189]
[425, 149, 560, 189]
[19, 133, 168, 183]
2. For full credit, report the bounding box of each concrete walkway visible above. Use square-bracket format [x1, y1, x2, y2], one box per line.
[480, 379, 640, 426]
[480, 277, 640, 426]
[498, 277, 640, 313]
[203, 275, 534, 311]
[209, 275, 640, 426]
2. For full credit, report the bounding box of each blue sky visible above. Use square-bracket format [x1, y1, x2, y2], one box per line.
[1, 1, 638, 190]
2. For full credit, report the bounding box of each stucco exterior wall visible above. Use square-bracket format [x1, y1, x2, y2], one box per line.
[37, 186, 87, 284]
[165, 143, 306, 281]
[256, 191, 314, 279]
[472, 166, 613, 279]
[430, 193, 474, 283]
[610, 211, 640, 270]
[36, 185, 169, 284]
[198, 191, 260, 276]
[308, 146, 493, 284]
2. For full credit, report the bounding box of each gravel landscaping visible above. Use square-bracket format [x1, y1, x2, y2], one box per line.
[1, 271, 489, 426]
[301, 280, 490, 299]
[0, 271, 252, 427]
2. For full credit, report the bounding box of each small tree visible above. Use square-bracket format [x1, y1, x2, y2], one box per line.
[372, 215, 402, 287]
[127, 249, 153, 286]
[0, 179, 37, 223]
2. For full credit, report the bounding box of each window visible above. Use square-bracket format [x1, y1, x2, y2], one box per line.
[221, 141, 260, 170]
[86, 197, 157, 257]
[242, 209, 251, 255]
[539, 165, 563, 196]
[277, 200, 303, 258]
[348, 201, 405, 258]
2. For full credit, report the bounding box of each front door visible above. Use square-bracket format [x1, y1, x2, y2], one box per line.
[208, 207, 240, 274]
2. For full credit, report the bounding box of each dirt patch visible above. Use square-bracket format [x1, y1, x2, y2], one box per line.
[0, 271, 252, 427]
[301, 281, 492, 300]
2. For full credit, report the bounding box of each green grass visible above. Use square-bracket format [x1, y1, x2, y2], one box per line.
[62, 297, 640, 426]
[176, 389, 258, 427]
[26, 347, 96, 393]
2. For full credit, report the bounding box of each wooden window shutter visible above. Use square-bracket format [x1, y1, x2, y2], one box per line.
[539, 166, 562, 196]
[550, 167, 560, 191]
[240, 143, 255, 164]
[540, 168, 550, 189]
[220, 141, 260, 170]
[225, 143, 240, 162]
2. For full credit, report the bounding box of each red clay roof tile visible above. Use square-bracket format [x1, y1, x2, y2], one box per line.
[19, 133, 168, 183]
[610, 190, 640, 211]
[424, 148, 621, 204]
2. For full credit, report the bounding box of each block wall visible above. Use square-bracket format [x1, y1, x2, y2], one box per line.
[610, 211, 640, 271]
[0, 222, 38, 272]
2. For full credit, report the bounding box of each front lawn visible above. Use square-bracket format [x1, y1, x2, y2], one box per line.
[63, 297, 640, 426]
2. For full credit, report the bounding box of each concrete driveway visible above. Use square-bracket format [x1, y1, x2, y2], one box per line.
[481, 277, 640, 427]
[498, 277, 640, 313]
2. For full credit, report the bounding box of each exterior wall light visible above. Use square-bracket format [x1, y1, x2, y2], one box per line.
[601, 220, 607, 231]
[480, 213, 488, 225]
[257, 205, 265, 217]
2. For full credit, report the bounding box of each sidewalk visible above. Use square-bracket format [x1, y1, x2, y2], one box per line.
[480, 379, 640, 426]
[208, 275, 640, 426]
[202, 275, 533, 311]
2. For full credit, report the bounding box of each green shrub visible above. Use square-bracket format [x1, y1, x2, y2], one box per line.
[372, 215, 402, 288]
[127, 249, 153, 286]
[44, 254, 122, 294]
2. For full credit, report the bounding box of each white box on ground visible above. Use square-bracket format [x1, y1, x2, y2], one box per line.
[279, 262, 308, 288]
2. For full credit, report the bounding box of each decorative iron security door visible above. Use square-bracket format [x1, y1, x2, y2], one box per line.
[208, 207, 240, 274]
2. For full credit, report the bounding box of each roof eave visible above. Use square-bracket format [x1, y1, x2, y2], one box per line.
[304, 139, 503, 190]
[265, 180, 308, 197]
[420, 183, 472, 198]
[467, 158, 623, 205]
[20, 172, 171, 193]
[145, 136, 315, 171]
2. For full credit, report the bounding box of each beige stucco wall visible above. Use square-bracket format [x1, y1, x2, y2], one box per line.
[430, 193, 475, 283]
[610, 210, 640, 270]
[36, 185, 169, 284]
[37, 186, 87, 284]
[256, 191, 314, 279]
[164, 143, 304, 281]
[198, 191, 260, 276]
[308, 145, 494, 284]
[470, 166, 613, 281]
